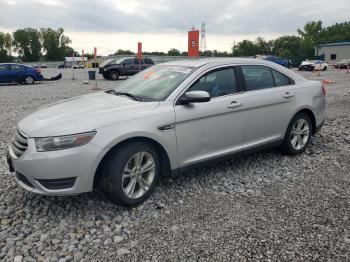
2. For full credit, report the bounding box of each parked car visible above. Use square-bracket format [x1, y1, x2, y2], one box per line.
[7, 58, 325, 206]
[99, 57, 154, 80]
[299, 60, 328, 71]
[0, 63, 43, 85]
[255, 55, 291, 68]
[335, 59, 350, 69]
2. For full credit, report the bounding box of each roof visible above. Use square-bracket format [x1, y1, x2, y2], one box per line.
[315, 42, 350, 48]
[161, 57, 260, 67]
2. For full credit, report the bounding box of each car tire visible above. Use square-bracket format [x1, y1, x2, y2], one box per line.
[23, 76, 35, 85]
[100, 141, 160, 207]
[322, 66, 327, 71]
[281, 113, 312, 155]
[109, 71, 119, 81]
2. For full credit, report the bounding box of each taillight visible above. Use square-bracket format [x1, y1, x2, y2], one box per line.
[35, 68, 41, 74]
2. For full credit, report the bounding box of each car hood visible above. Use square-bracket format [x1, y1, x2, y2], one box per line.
[18, 92, 159, 137]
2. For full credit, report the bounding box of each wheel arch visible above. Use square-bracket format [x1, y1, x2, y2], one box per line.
[93, 136, 172, 189]
[289, 108, 317, 135]
[108, 68, 120, 74]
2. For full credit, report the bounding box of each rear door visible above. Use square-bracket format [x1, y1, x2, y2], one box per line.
[132, 58, 142, 74]
[239, 65, 296, 146]
[0, 64, 10, 83]
[8, 64, 25, 82]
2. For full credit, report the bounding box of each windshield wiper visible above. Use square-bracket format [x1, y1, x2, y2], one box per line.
[106, 90, 142, 101]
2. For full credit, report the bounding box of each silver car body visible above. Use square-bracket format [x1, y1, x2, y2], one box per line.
[8, 58, 325, 195]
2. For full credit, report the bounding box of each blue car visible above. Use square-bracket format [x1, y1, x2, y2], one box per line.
[0, 63, 43, 85]
[255, 55, 291, 68]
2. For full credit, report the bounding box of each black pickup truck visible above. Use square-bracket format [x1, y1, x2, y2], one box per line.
[99, 57, 154, 80]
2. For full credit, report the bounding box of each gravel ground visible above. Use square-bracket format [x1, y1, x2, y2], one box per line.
[0, 68, 350, 261]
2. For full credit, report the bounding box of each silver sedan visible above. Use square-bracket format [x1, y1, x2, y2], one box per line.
[8, 58, 325, 206]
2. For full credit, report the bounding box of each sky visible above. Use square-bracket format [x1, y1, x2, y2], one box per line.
[0, 0, 349, 55]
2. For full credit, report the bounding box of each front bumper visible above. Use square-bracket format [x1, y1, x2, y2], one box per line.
[7, 139, 107, 195]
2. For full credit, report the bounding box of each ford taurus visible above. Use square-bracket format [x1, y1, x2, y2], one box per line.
[7, 58, 325, 206]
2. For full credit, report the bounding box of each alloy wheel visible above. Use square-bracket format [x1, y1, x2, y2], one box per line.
[290, 119, 310, 150]
[122, 151, 156, 199]
[25, 76, 34, 85]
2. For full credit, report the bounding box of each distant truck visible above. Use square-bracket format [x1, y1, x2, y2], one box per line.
[255, 55, 291, 68]
[58, 57, 87, 69]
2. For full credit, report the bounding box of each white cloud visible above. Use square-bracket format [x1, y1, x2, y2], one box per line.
[0, 0, 349, 54]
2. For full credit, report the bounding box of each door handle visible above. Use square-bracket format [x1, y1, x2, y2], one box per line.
[228, 100, 243, 109]
[283, 92, 294, 99]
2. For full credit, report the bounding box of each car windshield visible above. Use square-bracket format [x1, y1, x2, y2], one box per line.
[100, 59, 114, 67]
[114, 65, 196, 101]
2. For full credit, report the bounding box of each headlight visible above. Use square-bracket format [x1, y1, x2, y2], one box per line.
[103, 68, 108, 71]
[35, 131, 96, 152]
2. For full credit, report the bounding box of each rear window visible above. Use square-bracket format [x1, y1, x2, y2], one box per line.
[124, 59, 133, 65]
[271, 69, 292, 87]
[241, 65, 274, 91]
[133, 58, 143, 64]
[10, 65, 24, 71]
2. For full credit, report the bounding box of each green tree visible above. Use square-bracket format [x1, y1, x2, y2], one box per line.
[200, 50, 213, 56]
[319, 21, 350, 44]
[13, 28, 42, 62]
[0, 32, 13, 62]
[114, 49, 135, 55]
[41, 27, 71, 60]
[297, 21, 323, 43]
[232, 40, 259, 56]
[167, 48, 180, 56]
[256, 37, 273, 54]
[64, 46, 80, 57]
[273, 35, 303, 63]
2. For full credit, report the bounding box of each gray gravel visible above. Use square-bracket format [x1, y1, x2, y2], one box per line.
[1, 68, 350, 261]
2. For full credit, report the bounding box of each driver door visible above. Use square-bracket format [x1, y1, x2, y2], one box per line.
[0, 64, 10, 83]
[174, 67, 246, 167]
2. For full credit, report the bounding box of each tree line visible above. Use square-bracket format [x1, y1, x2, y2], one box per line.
[232, 21, 350, 64]
[1, 21, 349, 63]
[112, 21, 350, 64]
[0, 28, 73, 62]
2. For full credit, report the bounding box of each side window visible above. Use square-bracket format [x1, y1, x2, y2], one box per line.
[188, 68, 237, 98]
[123, 59, 133, 65]
[0, 65, 8, 71]
[271, 69, 293, 87]
[241, 65, 274, 91]
[133, 58, 143, 64]
[10, 65, 23, 71]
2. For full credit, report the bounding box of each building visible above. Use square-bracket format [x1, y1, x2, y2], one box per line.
[314, 42, 350, 64]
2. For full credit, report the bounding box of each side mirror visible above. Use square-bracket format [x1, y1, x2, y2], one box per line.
[178, 91, 210, 105]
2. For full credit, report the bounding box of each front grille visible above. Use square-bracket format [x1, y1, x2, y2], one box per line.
[11, 129, 28, 159]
